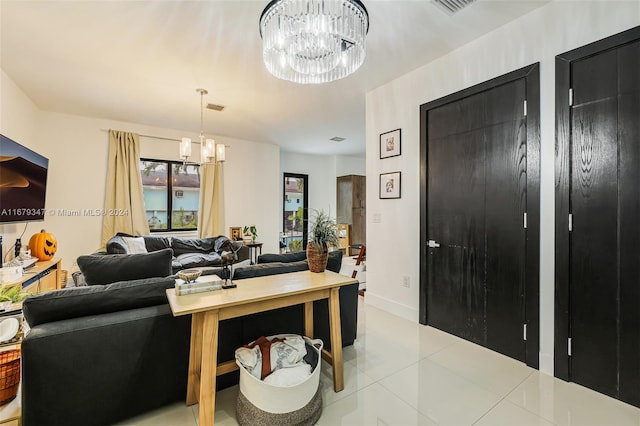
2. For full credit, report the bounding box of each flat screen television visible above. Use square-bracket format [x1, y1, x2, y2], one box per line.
[0, 134, 49, 223]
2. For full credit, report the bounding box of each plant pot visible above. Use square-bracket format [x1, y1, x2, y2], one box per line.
[306, 243, 328, 273]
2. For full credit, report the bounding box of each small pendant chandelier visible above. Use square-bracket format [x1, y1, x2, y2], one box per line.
[259, 0, 369, 84]
[180, 88, 226, 164]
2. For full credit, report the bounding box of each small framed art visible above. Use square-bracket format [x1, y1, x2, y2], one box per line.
[379, 171, 401, 199]
[379, 128, 401, 159]
[229, 226, 242, 240]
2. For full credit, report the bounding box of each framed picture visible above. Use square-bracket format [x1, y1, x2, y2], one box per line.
[379, 128, 401, 159]
[379, 172, 401, 199]
[229, 226, 242, 241]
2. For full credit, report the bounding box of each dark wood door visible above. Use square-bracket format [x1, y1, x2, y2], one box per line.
[568, 39, 640, 406]
[337, 175, 366, 253]
[426, 80, 527, 361]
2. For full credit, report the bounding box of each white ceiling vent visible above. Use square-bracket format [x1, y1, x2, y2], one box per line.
[206, 103, 225, 111]
[432, 0, 477, 15]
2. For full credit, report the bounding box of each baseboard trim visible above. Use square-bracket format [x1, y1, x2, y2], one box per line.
[364, 292, 418, 322]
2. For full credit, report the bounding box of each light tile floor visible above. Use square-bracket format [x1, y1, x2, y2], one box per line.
[118, 298, 640, 426]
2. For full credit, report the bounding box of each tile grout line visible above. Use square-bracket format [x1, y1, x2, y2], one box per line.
[471, 370, 557, 426]
[502, 372, 562, 426]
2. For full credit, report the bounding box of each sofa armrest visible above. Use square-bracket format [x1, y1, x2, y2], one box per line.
[22, 305, 191, 426]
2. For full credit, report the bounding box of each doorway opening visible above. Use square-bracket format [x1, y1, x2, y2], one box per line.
[282, 173, 308, 252]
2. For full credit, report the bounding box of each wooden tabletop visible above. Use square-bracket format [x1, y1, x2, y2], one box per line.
[166, 270, 357, 317]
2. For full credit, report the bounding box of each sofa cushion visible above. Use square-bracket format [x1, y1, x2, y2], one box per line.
[22, 277, 176, 327]
[257, 250, 342, 273]
[174, 252, 222, 270]
[258, 251, 306, 264]
[105, 234, 129, 254]
[214, 236, 243, 254]
[77, 248, 173, 285]
[122, 236, 147, 254]
[143, 235, 171, 252]
[233, 260, 309, 280]
[171, 237, 217, 256]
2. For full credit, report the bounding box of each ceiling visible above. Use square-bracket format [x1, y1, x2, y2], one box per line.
[0, 0, 548, 156]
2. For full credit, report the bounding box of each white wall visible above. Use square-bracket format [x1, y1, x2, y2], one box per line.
[335, 155, 365, 177]
[0, 72, 281, 270]
[0, 69, 42, 262]
[365, 0, 640, 375]
[280, 152, 338, 220]
[280, 152, 366, 232]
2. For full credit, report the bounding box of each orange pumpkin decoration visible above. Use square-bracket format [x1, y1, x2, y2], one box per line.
[29, 229, 57, 261]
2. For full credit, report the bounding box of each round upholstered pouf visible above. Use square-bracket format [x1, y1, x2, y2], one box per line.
[236, 386, 322, 426]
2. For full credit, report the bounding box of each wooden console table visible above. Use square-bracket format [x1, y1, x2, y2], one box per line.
[166, 270, 357, 425]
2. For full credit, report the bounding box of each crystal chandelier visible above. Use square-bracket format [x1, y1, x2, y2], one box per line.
[180, 88, 226, 164]
[259, 0, 369, 84]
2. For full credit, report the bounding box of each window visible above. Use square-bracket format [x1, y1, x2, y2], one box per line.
[140, 159, 200, 232]
[282, 173, 308, 252]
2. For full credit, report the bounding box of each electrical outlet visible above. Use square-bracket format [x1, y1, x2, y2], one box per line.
[402, 276, 410, 288]
[372, 213, 382, 223]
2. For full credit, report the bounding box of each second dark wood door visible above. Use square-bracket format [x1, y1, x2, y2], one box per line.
[569, 39, 640, 407]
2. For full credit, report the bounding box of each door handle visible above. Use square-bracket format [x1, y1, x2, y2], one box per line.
[427, 240, 441, 248]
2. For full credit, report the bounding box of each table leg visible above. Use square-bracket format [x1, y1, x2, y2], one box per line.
[199, 310, 220, 425]
[187, 313, 204, 405]
[304, 301, 314, 338]
[328, 287, 344, 391]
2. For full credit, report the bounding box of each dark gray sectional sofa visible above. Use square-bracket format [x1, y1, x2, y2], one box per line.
[21, 250, 357, 426]
[105, 233, 250, 274]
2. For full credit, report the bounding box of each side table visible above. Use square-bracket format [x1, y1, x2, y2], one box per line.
[0, 307, 24, 426]
[244, 242, 263, 265]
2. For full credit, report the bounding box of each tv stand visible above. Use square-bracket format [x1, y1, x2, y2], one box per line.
[20, 258, 38, 270]
[5, 258, 62, 293]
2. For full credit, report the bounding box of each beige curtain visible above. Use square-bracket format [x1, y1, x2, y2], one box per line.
[198, 162, 225, 238]
[101, 130, 150, 246]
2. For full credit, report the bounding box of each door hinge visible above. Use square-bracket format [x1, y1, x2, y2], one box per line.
[523, 212, 528, 229]
[523, 324, 527, 341]
[523, 100, 527, 117]
[568, 338, 572, 356]
[569, 88, 574, 106]
[568, 213, 573, 231]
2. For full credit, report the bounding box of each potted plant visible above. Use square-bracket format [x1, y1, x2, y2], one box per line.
[243, 225, 258, 243]
[306, 209, 339, 273]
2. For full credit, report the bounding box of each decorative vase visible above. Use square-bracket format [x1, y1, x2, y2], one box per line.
[306, 243, 328, 273]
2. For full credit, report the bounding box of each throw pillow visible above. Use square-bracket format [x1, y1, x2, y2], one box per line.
[122, 236, 148, 254]
[77, 248, 173, 285]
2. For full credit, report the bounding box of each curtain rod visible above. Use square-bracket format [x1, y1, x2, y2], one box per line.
[99, 128, 202, 143]
[99, 129, 230, 147]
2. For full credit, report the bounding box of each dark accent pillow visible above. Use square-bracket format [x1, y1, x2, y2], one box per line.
[143, 235, 171, 252]
[77, 248, 173, 285]
[171, 237, 217, 256]
[257, 251, 307, 264]
[23, 277, 176, 327]
[233, 260, 309, 280]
